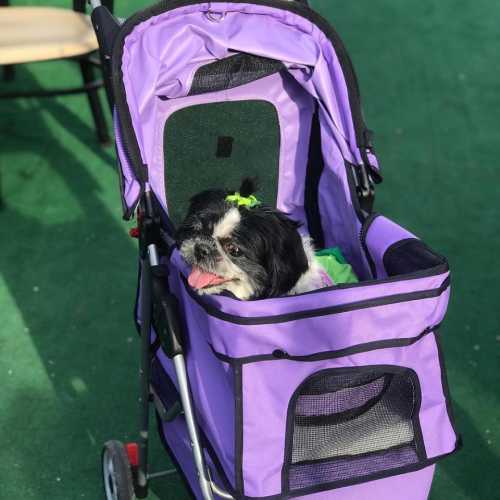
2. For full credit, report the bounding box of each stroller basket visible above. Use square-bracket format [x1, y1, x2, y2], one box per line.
[90, 1, 460, 499]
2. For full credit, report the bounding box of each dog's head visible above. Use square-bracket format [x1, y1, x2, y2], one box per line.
[176, 178, 309, 300]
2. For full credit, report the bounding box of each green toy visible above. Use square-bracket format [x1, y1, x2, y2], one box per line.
[315, 247, 358, 285]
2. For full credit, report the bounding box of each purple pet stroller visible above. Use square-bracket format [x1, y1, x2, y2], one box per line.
[89, 1, 460, 498]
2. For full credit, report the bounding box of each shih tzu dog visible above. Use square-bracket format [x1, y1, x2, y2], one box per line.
[176, 178, 326, 300]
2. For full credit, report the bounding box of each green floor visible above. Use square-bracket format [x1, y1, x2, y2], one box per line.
[0, 1, 498, 498]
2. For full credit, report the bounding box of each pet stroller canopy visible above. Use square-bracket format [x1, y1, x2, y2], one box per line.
[110, 1, 381, 225]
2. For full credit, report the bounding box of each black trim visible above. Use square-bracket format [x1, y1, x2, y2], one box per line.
[111, 0, 371, 199]
[183, 274, 450, 325]
[298, 259, 449, 296]
[211, 325, 437, 365]
[434, 330, 462, 442]
[345, 160, 368, 222]
[281, 365, 426, 496]
[234, 362, 245, 496]
[304, 105, 325, 248]
[114, 112, 143, 220]
[359, 211, 380, 278]
[383, 238, 447, 277]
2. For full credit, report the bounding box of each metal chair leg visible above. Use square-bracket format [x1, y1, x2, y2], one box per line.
[79, 59, 110, 144]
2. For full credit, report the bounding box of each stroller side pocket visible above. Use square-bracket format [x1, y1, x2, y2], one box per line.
[283, 365, 425, 493]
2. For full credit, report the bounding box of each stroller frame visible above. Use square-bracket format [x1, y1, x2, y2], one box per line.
[91, 2, 373, 497]
[89, 3, 230, 497]
[90, 1, 459, 499]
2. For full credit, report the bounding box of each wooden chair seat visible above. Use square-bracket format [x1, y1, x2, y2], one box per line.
[0, 6, 98, 65]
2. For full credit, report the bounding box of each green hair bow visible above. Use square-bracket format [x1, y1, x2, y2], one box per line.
[225, 192, 261, 208]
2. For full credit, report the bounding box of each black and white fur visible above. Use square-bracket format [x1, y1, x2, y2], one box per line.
[176, 179, 325, 300]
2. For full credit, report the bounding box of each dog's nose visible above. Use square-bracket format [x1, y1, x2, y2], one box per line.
[194, 243, 210, 260]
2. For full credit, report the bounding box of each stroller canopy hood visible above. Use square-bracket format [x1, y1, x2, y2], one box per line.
[112, 0, 380, 216]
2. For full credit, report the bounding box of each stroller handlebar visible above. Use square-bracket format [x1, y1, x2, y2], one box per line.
[87, 0, 102, 11]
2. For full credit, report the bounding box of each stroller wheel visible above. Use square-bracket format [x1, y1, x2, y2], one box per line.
[102, 440, 136, 500]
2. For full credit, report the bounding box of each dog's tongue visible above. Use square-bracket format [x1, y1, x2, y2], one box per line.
[188, 266, 227, 289]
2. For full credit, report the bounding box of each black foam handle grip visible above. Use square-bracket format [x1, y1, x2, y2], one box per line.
[151, 270, 184, 358]
[90, 6, 120, 110]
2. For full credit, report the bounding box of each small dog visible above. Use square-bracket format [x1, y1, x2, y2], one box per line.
[176, 178, 326, 300]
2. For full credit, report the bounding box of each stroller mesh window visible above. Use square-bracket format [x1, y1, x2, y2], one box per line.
[285, 368, 423, 492]
[164, 101, 280, 224]
[189, 53, 284, 96]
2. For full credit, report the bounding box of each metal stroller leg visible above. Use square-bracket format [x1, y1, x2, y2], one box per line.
[146, 239, 216, 500]
[134, 190, 233, 499]
[135, 254, 153, 498]
[172, 354, 215, 500]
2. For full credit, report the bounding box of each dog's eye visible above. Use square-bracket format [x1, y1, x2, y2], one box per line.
[223, 241, 241, 257]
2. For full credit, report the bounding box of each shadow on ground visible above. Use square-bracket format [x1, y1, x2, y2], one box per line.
[0, 65, 189, 499]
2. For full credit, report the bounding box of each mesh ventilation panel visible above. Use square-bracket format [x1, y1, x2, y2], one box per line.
[188, 53, 284, 96]
[285, 368, 422, 492]
[164, 101, 280, 224]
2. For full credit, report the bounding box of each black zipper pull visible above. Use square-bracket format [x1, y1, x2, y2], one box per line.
[272, 349, 290, 359]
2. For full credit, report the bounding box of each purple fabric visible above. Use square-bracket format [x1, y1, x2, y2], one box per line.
[148, 71, 315, 229]
[116, 2, 377, 242]
[158, 402, 434, 500]
[158, 416, 230, 500]
[301, 466, 435, 500]
[156, 272, 238, 488]
[170, 247, 447, 327]
[236, 333, 454, 497]
[365, 215, 417, 279]
[176, 274, 449, 360]
[156, 214, 453, 497]
[119, 3, 359, 163]
[138, 215, 453, 498]
[119, 3, 457, 498]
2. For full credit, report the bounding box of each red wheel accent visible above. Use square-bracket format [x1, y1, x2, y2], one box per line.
[129, 227, 140, 238]
[125, 442, 139, 467]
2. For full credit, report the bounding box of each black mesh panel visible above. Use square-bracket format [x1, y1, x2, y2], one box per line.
[164, 101, 280, 224]
[285, 368, 422, 492]
[383, 238, 447, 277]
[188, 53, 284, 96]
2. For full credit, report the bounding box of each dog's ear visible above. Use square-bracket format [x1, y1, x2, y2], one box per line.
[239, 177, 259, 197]
[264, 215, 309, 298]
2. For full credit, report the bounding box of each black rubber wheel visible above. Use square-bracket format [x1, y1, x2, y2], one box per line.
[102, 440, 136, 500]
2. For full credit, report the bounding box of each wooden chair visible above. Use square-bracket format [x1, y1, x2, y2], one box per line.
[0, 0, 113, 144]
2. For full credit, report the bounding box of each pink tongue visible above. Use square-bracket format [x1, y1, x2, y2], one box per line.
[188, 266, 228, 289]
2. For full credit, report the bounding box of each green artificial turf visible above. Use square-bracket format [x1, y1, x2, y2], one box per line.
[0, 1, 498, 499]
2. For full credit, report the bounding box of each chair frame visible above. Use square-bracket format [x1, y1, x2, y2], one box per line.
[0, 0, 113, 144]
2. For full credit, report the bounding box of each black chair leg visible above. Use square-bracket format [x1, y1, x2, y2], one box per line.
[79, 59, 110, 145]
[2, 65, 15, 82]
